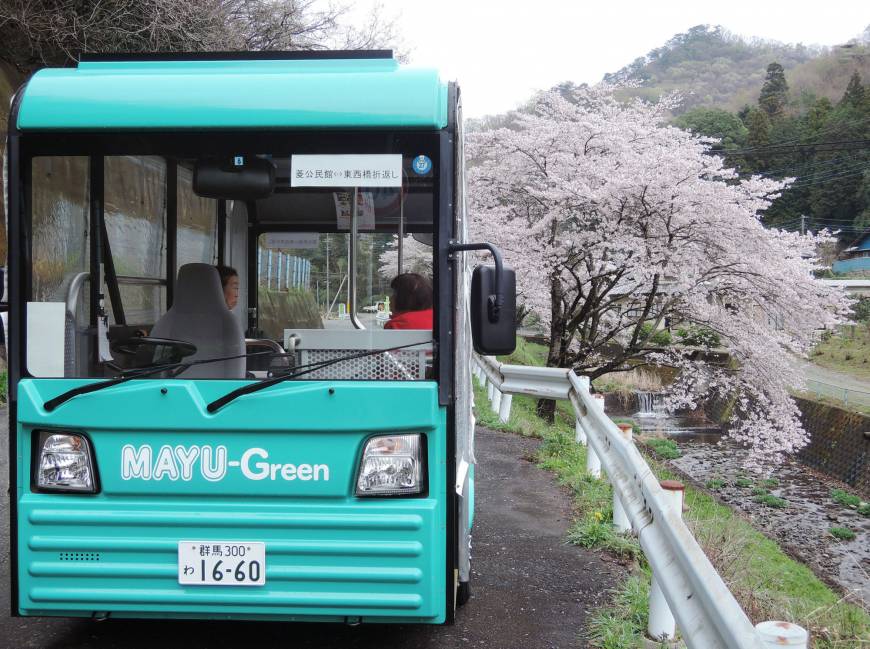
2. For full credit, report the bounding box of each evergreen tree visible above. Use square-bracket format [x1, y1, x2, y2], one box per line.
[744, 108, 771, 170]
[840, 71, 865, 108]
[759, 62, 789, 119]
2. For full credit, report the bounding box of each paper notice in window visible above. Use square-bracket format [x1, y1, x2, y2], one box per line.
[334, 191, 375, 231]
[291, 154, 402, 187]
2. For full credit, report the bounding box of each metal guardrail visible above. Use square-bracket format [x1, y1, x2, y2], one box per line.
[472, 353, 808, 649]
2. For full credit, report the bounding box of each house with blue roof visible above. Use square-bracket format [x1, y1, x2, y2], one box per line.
[833, 229, 870, 274]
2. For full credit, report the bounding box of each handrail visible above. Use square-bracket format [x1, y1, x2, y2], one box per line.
[473, 353, 774, 649]
[64, 272, 90, 319]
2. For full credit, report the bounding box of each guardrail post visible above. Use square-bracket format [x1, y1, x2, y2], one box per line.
[612, 423, 633, 533]
[575, 419, 587, 445]
[585, 394, 605, 478]
[491, 386, 502, 413]
[498, 394, 512, 423]
[487, 379, 495, 401]
[648, 480, 684, 643]
[755, 621, 808, 649]
[573, 376, 590, 445]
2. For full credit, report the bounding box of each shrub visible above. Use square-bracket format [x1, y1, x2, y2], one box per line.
[675, 325, 721, 347]
[639, 322, 672, 346]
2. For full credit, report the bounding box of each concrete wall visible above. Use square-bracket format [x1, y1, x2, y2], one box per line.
[257, 287, 323, 341]
[705, 393, 869, 496]
[794, 396, 870, 497]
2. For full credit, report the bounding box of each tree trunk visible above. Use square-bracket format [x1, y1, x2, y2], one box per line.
[536, 276, 568, 423]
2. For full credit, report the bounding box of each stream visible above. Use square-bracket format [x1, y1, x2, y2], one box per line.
[621, 391, 870, 606]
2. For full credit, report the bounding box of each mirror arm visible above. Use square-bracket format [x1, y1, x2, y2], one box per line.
[448, 241, 504, 322]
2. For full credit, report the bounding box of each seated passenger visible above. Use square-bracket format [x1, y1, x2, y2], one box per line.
[216, 265, 240, 310]
[384, 273, 433, 330]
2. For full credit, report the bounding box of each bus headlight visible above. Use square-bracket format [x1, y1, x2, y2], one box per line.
[35, 432, 97, 493]
[356, 434, 424, 496]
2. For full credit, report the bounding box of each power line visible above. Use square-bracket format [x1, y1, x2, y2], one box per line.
[739, 155, 870, 178]
[787, 165, 870, 188]
[718, 138, 870, 156]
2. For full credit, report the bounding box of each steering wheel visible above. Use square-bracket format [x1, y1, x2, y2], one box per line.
[111, 336, 197, 364]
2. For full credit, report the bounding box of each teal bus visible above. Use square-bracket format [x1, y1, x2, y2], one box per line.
[6, 51, 515, 625]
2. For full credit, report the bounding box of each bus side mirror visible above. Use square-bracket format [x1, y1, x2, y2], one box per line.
[194, 157, 275, 200]
[470, 265, 516, 355]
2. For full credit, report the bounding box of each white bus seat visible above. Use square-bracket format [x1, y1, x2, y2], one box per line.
[151, 263, 245, 378]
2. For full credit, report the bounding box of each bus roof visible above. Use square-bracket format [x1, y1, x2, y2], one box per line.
[16, 53, 449, 131]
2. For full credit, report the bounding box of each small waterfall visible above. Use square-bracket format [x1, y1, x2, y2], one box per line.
[635, 391, 667, 417]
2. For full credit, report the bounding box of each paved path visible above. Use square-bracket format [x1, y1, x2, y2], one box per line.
[794, 359, 870, 408]
[1, 415, 619, 648]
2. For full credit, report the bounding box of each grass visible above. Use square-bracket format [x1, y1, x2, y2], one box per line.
[474, 338, 869, 647]
[594, 367, 667, 395]
[735, 477, 753, 488]
[810, 325, 870, 381]
[0, 369, 5, 404]
[705, 478, 725, 490]
[831, 488, 861, 508]
[830, 488, 870, 518]
[829, 527, 856, 541]
[754, 493, 789, 509]
[641, 438, 681, 459]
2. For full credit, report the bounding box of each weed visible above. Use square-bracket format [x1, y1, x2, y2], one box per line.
[751, 487, 768, 496]
[754, 494, 788, 508]
[831, 488, 861, 508]
[643, 438, 681, 459]
[858, 502, 870, 517]
[705, 478, 725, 490]
[735, 477, 753, 488]
[760, 478, 779, 488]
[829, 527, 856, 541]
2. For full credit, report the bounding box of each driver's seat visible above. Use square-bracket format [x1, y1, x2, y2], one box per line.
[151, 263, 245, 379]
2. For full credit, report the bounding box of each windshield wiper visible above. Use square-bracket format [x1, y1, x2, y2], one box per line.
[42, 350, 287, 413]
[206, 342, 432, 413]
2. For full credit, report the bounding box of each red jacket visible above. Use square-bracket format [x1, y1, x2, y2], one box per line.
[384, 308, 433, 330]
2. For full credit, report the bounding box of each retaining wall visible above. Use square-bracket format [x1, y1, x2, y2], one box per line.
[793, 397, 870, 497]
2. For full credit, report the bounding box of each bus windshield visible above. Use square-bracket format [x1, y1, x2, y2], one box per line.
[25, 144, 438, 382]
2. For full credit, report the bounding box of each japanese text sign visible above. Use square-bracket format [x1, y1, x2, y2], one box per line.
[290, 154, 403, 187]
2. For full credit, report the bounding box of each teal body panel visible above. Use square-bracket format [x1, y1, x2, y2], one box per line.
[17, 58, 449, 131]
[16, 378, 447, 623]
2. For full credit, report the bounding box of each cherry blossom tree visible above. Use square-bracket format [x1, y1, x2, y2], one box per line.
[467, 85, 850, 464]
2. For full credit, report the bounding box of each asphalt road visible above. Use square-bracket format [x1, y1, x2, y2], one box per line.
[2, 415, 619, 649]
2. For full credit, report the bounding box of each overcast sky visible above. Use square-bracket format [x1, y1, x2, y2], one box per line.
[348, 1, 869, 117]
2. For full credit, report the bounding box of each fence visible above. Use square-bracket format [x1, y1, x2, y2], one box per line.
[805, 378, 870, 409]
[256, 247, 312, 292]
[472, 353, 809, 649]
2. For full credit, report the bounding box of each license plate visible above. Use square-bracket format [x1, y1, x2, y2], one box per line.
[178, 541, 266, 586]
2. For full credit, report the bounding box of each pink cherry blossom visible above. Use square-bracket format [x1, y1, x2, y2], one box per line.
[467, 85, 851, 466]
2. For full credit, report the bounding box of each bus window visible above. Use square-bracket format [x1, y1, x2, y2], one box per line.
[177, 163, 218, 268]
[28, 157, 90, 377]
[104, 156, 167, 326]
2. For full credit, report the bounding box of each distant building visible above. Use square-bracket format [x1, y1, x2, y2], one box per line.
[833, 229, 870, 274]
